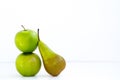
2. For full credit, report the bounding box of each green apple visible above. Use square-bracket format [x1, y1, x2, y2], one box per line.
[16, 53, 41, 76]
[15, 25, 38, 52]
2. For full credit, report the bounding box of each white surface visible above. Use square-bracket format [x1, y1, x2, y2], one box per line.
[0, 61, 120, 80]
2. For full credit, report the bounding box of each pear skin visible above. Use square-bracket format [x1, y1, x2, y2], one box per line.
[38, 40, 66, 76]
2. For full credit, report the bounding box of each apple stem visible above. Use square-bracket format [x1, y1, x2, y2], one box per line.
[37, 29, 40, 41]
[21, 25, 26, 31]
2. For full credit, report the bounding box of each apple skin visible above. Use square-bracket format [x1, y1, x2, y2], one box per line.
[16, 53, 41, 76]
[15, 29, 38, 52]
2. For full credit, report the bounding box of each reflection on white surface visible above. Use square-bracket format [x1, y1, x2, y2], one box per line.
[0, 61, 120, 80]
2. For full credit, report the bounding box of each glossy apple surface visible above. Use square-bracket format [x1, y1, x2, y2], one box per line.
[16, 53, 41, 76]
[15, 29, 38, 52]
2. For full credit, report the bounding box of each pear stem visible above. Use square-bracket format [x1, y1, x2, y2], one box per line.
[37, 28, 40, 41]
[21, 25, 26, 31]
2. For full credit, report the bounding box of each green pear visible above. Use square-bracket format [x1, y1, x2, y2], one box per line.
[37, 29, 66, 76]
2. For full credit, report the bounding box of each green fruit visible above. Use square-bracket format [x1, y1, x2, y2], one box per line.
[16, 53, 41, 76]
[38, 41, 66, 76]
[37, 29, 66, 76]
[15, 25, 38, 52]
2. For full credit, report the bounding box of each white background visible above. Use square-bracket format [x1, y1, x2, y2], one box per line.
[0, 0, 119, 62]
[0, 0, 120, 80]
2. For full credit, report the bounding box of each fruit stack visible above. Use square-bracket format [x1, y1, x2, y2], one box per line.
[15, 25, 66, 77]
[15, 25, 41, 76]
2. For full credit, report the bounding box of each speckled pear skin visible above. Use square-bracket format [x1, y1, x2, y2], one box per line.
[38, 40, 66, 76]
